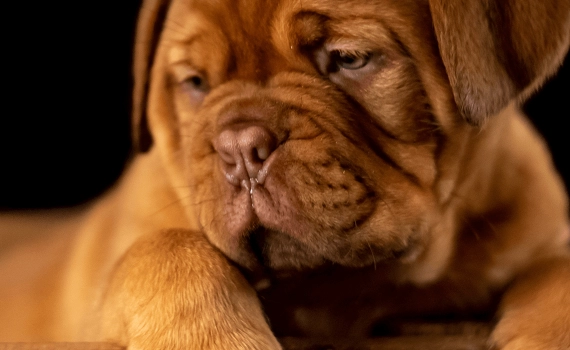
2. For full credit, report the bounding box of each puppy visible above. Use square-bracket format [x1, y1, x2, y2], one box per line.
[1, 0, 569, 349]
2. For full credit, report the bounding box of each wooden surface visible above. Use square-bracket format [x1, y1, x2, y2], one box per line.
[281, 321, 491, 349]
[0, 321, 491, 350]
[0, 337, 488, 350]
[0, 345, 123, 350]
[281, 335, 488, 349]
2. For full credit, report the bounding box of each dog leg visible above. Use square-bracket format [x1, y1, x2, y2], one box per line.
[491, 256, 570, 350]
[99, 229, 281, 350]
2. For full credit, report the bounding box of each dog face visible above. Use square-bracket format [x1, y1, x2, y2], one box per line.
[136, 0, 569, 276]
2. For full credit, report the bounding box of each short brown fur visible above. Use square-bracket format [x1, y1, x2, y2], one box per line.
[1, 0, 569, 349]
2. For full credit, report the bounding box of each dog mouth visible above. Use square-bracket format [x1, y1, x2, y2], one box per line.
[223, 165, 368, 273]
[208, 124, 426, 277]
[234, 220, 424, 286]
[241, 225, 333, 284]
[245, 226, 326, 271]
[244, 226, 301, 281]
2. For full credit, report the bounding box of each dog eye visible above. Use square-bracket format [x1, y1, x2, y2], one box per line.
[330, 50, 371, 71]
[178, 72, 210, 105]
[183, 74, 209, 93]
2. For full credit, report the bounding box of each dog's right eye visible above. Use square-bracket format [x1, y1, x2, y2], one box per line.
[180, 73, 210, 105]
[171, 66, 211, 105]
[183, 75, 209, 92]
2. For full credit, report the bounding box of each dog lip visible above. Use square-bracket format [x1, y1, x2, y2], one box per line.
[233, 226, 277, 281]
[248, 226, 268, 264]
[240, 227, 317, 281]
[255, 147, 279, 185]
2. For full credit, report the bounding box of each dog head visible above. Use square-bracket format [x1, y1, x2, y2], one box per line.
[133, 0, 569, 278]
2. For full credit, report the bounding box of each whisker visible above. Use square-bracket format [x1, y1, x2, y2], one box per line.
[149, 194, 192, 216]
[368, 242, 377, 270]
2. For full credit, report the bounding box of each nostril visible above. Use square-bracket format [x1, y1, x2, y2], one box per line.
[215, 130, 239, 164]
[256, 146, 270, 161]
[217, 147, 238, 166]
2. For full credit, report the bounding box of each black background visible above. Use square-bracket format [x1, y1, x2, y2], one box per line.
[1, 2, 568, 209]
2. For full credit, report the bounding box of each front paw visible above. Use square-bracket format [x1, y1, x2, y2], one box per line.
[491, 321, 569, 350]
[490, 258, 570, 350]
[100, 229, 281, 349]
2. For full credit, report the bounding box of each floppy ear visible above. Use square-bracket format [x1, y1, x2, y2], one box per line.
[429, 0, 570, 125]
[132, 0, 172, 152]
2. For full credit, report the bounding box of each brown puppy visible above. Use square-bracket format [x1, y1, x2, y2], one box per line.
[1, 0, 569, 349]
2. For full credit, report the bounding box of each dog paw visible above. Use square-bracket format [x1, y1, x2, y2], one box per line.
[491, 310, 570, 350]
[490, 258, 570, 350]
[491, 338, 556, 350]
[100, 229, 282, 350]
[490, 329, 567, 350]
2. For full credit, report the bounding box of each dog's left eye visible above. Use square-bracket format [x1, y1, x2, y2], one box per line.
[330, 50, 371, 71]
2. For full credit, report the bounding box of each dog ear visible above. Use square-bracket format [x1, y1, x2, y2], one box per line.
[429, 0, 570, 125]
[132, 0, 172, 152]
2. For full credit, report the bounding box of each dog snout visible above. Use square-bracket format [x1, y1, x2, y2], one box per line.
[214, 124, 276, 186]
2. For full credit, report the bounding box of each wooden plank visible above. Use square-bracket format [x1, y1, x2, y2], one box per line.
[0, 344, 124, 350]
[281, 335, 488, 350]
[0, 322, 492, 349]
[0, 337, 488, 350]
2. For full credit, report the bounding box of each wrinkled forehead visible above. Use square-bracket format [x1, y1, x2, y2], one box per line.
[162, 0, 418, 50]
[165, 0, 282, 47]
[160, 0, 431, 83]
[162, 0, 288, 77]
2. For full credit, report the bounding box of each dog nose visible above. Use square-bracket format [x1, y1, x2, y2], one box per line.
[215, 125, 276, 186]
